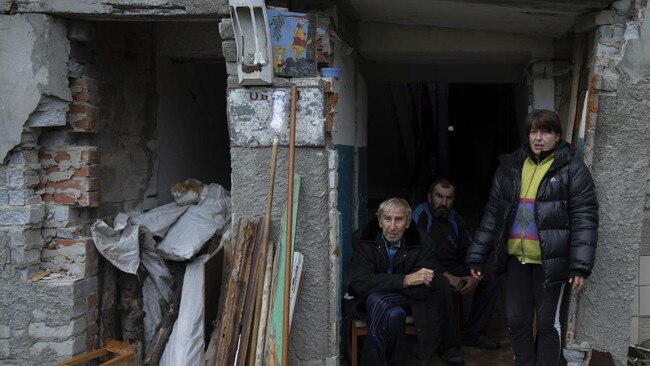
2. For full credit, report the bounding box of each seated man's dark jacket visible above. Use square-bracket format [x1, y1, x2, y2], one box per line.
[347, 217, 441, 360]
[415, 209, 471, 277]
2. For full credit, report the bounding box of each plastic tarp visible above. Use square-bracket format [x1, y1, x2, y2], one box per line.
[141, 244, 173, 354]
[131, 203, 189, 239]
[159, 254, 208, 366]
[156, 184, 231, 261]
[90, 183, 231, 352]
[90, 213, 140, 274]
[91, 183, 231, 270]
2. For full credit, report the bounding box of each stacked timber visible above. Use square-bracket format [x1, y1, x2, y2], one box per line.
[204, 136, 305, 366]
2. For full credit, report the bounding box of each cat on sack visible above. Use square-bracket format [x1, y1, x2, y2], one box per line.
[171, 178, 203, 206]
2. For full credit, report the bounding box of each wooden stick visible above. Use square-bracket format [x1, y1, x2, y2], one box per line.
[566, 33, 585, 143]
[282, 84, 298, 366]
[213, 218, 257, 366]
[236, 217, 265, 366]
[254, 243, 275, 366]
[251, 137, 280, 365]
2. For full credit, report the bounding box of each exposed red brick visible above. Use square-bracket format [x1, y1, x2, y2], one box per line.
[87, 292, 100, 307]
[39, 152, 53, 160]
[86, 243, 99, 276]
[67, 104, 91, 115]
[73, 165, 100, 178]
[80, 148, 99, 165]
[54, 238, 92, 248]
[54, 151, 71, 162]
[78, 191, 100, 207]
[68, 117, 98, 132]
[52, 192, 76, 205]
[45, 166, 61, 175]
[72, 91, 89, 103]
[44, 180, 79, 191]
[44, 178, 99, 191]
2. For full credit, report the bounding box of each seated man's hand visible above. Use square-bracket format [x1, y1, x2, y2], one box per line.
[444, 273, 464, 293]
[459, 276, 479, 295]
[403, 268, 434, 288]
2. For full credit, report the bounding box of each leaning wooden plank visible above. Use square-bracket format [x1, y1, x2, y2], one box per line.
[236, 217, 266, 366]
[212, 218, 256, 366]
[203, 248, 224, 347]
[289, 252, 304, 328]
[248, 138, 280, 366]
[264, 239, 281, 366]
[265, 175, 301, 366]
[143, 273, 184, 366]
[221, 218, 258, 366]
[100, 353, 136, 366]
[203, 227, 233, 365]
[55, 349, 109, 365]
[253, 243, 276, 366]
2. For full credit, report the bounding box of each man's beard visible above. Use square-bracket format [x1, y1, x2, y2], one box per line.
[433, 206, 449, 220]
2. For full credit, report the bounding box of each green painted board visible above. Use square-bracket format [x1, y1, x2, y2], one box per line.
[266, 174, 300, 365]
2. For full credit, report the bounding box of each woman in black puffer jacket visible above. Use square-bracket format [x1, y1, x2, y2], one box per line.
[466, 110, 599, 366]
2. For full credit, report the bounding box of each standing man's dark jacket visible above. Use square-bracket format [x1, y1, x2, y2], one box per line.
[466, 140, 599, 285]
[348, 217, 441, 361]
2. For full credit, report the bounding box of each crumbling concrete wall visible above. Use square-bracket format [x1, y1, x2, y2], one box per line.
[0, 14, 101, 365]
[0, 14, 71, 162]
[578, 0, 650, 357]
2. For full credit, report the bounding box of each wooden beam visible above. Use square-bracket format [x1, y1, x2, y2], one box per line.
[282, 84, 298, 366]
[566, 33, 586, 143]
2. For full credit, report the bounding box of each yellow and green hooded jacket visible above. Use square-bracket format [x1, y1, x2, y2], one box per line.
[506, 154, 554, 264]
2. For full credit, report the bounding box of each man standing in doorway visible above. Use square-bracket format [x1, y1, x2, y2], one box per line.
[413, 179, 500, 351]
[347, 198, 441, 365]
[466, 109, 599, 366]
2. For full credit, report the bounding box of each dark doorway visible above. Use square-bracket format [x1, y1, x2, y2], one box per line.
[366, 82, 522, 229]
[448, 84, 520, 229]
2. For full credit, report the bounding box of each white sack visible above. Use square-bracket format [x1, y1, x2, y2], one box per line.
[156, 184, 231, 261]
[90, 213, 140, 274]
[159, 255, 208, 366]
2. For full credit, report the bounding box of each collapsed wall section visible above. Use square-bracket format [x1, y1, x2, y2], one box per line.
[0, 14, 100, 364]
[0, 16, 160, 364]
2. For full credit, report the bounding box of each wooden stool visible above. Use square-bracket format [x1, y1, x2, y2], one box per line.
[56, 339, 135, 366]
[350, 315, 417, 366]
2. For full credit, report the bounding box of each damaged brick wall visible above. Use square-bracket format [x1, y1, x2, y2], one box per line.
[35, 77, 104, 354]
[0, 16, 102, 364]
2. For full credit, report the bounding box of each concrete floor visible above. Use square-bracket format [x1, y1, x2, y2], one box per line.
[403, 318, 515, 365]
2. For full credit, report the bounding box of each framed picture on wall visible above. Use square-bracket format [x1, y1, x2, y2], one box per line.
[267, 8, 318, 78]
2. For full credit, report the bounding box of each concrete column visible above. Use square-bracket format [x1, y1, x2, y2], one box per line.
[228, 79, 339, 364]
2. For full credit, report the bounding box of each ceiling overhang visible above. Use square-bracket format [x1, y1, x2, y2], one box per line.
[348, 0, 612, 37]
